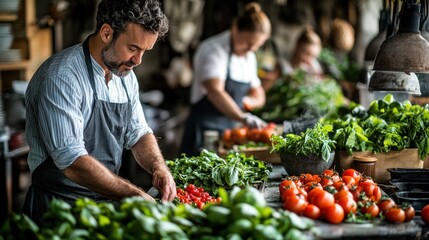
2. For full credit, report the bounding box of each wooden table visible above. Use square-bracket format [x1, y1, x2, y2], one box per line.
[264, 165, 426, 239]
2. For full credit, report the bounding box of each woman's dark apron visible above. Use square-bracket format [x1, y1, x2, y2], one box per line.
[21, 37, 131, 224]
[180, 48, 251, 156]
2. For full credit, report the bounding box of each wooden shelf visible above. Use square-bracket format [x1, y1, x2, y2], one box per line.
[0, 61, 29, 71]
[0, 13, 18, 22]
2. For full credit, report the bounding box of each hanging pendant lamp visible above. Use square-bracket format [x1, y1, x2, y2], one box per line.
[373, 2, 429, 73]
[368, 71, 421, 94]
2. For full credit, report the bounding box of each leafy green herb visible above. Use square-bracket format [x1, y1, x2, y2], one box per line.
[252, 70, 344, 122]
[323, 94, 429, 159]
[166, 149, 272, 194]
[0, 187, 318, 239]
[271, 123, 336, 162]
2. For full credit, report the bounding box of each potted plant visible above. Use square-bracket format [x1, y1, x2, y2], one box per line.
[270, 123, 336, 176]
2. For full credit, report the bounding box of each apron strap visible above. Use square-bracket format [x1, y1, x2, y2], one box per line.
[83, 36, 98, 100]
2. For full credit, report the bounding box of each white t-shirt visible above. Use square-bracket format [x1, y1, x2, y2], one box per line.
[190, 30, 261, 104]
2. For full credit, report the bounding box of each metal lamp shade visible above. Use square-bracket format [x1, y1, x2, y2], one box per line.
[368, 71, 421, 95]
[365, 30, 387, 62]
[373, 32, 429, 73]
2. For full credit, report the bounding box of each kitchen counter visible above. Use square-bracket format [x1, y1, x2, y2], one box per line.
[264, 165, 427, 240]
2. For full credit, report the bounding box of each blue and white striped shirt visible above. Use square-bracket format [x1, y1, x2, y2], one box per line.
[25, 43, 153, 172]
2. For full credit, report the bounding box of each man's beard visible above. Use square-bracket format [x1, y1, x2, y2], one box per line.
[101, 40, 136, 78]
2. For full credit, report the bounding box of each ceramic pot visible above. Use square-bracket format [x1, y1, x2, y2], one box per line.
[280, 152, 335, 176]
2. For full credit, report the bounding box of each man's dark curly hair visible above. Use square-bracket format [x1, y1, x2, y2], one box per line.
[95, 0, 169, 40]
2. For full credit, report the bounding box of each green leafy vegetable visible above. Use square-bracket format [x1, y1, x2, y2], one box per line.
[252, 70, 344, 122]
[166, 149, 272, 194]
[323, 94, 429, 159]
[271, 123, 336, 162]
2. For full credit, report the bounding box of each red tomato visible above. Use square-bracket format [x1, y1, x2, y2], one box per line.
[323, 203, 345, 224]
[311, 190, 335, 210]
[303, 204, 321, 220]
[349, 185, 363, 202]
[281, 188, 300, 202]
[371, 186, 382, 203]
[311, 174, 322, 183]
[279, 179, 297, 194]
[299, 173, 315, 184]
[283, 194, 307, 214]
[303, 181, 323, 193]
[223, 129, 231, 142]
[196, 201, 205, 209]
[337, 196, 357, 215]
[361, 179, 376, 197]
[332, 181, 348, 191]
[422, 204, 429, 225]
[246, 128, 261, 142]
[334, 189, 353, 201]
[297, 187, 308, 199]
[222, 129, 233, 148]
[186, 184, 199, 195]
[259, 128, 275, 143]
[342, 175, 356, 189]
[361, 201, 380, 218]
[377, 198, 396, 214]
[291, 177, 303, 188]
[231, 127, 247, 144]
[384, 206, 405, 223]
[403, 205, 415, 222]
[342, 168, 362, 183]
[322, 169, 336, 176]
[307, 188, 325, 203]
[320, 176, 334, 187]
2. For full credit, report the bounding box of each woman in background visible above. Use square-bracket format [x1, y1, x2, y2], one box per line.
[180, 2, 271, 157]
[284, 27, 323, 76]
[262, 27, 323, 91]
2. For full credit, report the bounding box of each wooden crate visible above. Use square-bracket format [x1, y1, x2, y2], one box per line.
[218, 142, 281, 165]
[334, 148, 425, 183]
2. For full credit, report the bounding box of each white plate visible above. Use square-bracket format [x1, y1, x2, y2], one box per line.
[12, 80, 28, 95]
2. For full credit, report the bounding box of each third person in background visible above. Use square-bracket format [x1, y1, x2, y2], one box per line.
[262, 27, 324, 92]
[180, 2, 271, 157]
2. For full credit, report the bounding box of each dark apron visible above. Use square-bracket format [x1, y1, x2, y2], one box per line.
[180, 48, 251, 156]
[21, 37, 132, 224]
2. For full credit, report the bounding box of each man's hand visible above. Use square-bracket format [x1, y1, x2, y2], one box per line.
[243, 113, 267, 129]
[152, 169, 176, 201]
[139, 191, 156, 202]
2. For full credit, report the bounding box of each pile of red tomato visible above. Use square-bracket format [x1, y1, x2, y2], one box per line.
[279, 168, 416, 224]
[175, 184, 222, 209]
[222, 123, 277, 148]
[422, 205, 429, 225]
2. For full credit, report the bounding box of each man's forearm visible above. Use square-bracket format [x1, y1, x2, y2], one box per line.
[207, 90, 245, 122]
[131, 133, 168, 174]
[63, 155, 148, 201]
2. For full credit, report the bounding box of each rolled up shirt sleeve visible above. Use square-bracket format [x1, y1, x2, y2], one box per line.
[37, 73, 88, 170]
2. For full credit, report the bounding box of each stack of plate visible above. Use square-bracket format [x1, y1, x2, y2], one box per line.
[0, 24, 12, 35]
[0, 49, 21, 62]
[0, 94, 6, 129]
[0, 0, 20, 13]
[0, 23, 21, 62]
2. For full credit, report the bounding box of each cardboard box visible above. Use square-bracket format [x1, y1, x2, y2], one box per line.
[334, 148, 425, 183]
